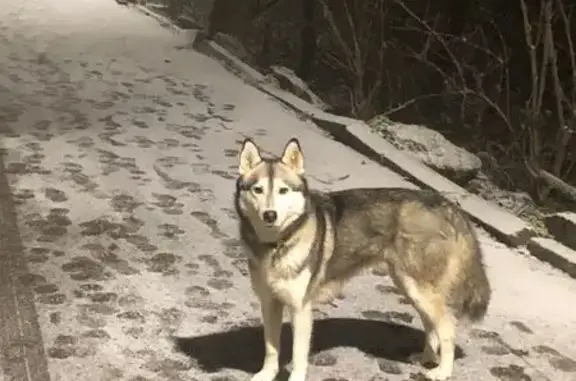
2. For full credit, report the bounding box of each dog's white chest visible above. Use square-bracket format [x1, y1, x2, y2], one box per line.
[252, 245, 313, 308]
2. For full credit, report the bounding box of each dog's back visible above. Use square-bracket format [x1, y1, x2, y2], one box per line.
[318, 187, 491, 322]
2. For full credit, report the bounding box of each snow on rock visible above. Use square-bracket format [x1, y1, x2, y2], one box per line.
[545, 212, 576, 251]
[467, 173, 537, 216]
[267, 65, 330, 110]
[466, 172, 547, 234]
[368, 115, 482, 183]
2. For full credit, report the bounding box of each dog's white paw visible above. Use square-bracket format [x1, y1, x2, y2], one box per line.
[424, 365, 452, 381]
[249, 368, 278, 381]
[287, 371, 307, 381]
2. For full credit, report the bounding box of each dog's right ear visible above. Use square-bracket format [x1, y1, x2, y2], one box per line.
[239, 138, 262, 175]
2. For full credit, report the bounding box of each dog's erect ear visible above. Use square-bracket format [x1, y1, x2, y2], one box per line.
[239, 138, 262, 175]
[281, 138, 304, 175]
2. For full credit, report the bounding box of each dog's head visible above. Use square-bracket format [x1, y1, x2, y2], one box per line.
[235, 138, 309, 241]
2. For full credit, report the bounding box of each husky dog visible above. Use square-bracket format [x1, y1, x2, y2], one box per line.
[234, 138, 491, 381]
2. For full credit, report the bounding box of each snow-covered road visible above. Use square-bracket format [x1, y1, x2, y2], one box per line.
[0, 1, 575, 381]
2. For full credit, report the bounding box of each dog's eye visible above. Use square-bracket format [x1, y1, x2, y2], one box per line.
[252, 186, 264, 194]
[279, 187, 290, 195]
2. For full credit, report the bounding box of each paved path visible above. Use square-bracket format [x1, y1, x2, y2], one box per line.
[1, 1, 576, 381]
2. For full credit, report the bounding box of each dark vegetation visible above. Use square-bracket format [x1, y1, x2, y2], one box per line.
[144, 0, 576, 211]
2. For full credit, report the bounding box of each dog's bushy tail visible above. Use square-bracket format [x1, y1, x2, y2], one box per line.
[460, 242, 492, 322]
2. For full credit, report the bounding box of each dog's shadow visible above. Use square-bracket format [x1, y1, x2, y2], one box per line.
[173, 318, 464, 373]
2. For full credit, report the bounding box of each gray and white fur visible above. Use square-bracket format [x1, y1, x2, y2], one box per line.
[234, 138, 491, 381]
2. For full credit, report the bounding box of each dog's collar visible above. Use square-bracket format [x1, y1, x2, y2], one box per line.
[262, 239, 286, 251]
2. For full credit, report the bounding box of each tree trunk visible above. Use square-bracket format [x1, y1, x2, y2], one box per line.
[298, 0, 316, 80]
[206, 0, 254, 40]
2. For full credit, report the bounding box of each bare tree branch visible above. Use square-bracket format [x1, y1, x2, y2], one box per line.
[525, 158, 576, 202]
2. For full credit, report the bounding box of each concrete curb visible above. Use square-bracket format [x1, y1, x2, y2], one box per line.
[545, 212, 576, 251]
[132, 4, 576, 278]
[527, 238, 576, 279]
[130, 3, 183, 33]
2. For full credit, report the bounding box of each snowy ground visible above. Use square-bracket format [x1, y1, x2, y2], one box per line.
[1, 1, 576, 381]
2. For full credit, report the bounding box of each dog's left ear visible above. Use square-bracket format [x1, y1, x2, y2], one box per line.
[281, 138, 304, 175]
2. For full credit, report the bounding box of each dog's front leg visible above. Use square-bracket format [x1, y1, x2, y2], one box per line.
[288, 303, 313, 381]
[251, 296, 284, 381]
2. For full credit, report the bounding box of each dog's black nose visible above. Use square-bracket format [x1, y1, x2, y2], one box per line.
[262, 210, 278, 223]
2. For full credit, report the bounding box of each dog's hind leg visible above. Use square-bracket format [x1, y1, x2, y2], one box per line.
[251, 296, 284, 381]
[409, 313, 439, 365]
[392, 274, 456, 381]
[425, 312, 456, 381]
[389, 271, 439, 365]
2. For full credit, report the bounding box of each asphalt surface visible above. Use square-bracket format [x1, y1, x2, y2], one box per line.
[1, 1, 576, 381]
